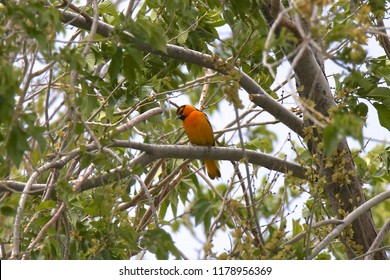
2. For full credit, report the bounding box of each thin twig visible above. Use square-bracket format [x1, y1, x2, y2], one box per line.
[188, 164, 224, 201]
[115, 107, 163, 133]
[282, 219, 343, 246]
[125, 0, 137, 18]
[134, 175, 159, 228]
[73, 164, 96, 192]
[0, 181, 46, 194]
[135, 172, 183, 231]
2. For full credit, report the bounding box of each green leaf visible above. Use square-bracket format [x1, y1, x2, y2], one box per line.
[34, 216, 51, 228]
[36, 200, 57, 211]
[292, 219, 303, 237]
[344, 70, 375, 96]
[123, 50, 143, 84]
[331, 242, 348, 260]
[149, 29, 168, 54]
[373, 102, 390, 131]
[367, 87, 390, 99]
[131, 18, 167, 53]
[323, 124, 344, 156]
[85, 92, 100, 116]
[382, 146, 390, 174]
[98, 1, 119, 19]
[367, 87, 390, 108]
[192, 197, 215, 232]
[158, 198, 170, 220]
[108, 47, 123, 83]
[223, 9, 236, 27]
[355, 102, 368, 118]
[354, 155, 368, 179]
[368, 0, 385, 17]
[6, 125, 30, 166]
[117, 226, 138, 250]
[177, 29, 189, 44]
[140, 228, 181, 259]
[369, 59, 390, 85]
[0, 62, 19, 124]
[316, 252, 331, 260]
[28, 125, 47, 152]
[85, 52, 96, 71]
[324, 113, 364, 156]
[243, 137, 273, 153]
[1, 206, 16, 217]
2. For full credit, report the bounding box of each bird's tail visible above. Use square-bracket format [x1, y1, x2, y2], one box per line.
[205, 160, 221, 179]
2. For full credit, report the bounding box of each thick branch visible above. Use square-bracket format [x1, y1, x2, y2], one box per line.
[110, 140, 307, 178]
[364, 217, 390, 260]
[75, 141, 306, 193]
[0, 181, 46, 193]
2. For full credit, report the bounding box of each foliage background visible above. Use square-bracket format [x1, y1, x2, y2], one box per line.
[0, 0, 389, 260]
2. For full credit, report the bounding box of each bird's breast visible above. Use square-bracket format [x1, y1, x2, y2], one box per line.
[183, 112, 215, 146]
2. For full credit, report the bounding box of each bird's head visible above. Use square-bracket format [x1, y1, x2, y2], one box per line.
[176, 104, 197, 120]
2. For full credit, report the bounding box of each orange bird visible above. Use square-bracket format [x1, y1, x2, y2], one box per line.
[176, 104, 221, 179]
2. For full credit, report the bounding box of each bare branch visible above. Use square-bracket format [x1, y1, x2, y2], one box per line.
[134, 175, 159, 228]
[111, 140, 306, 178]
[282, 219, 343, 246]
[115, 107, 163, 134]
[364, 218, 390, 260]
[0, 181, 46, 194]
[73, 140, 307, 193]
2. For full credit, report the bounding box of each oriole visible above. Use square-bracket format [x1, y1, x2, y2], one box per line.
[176, 104, 221, 179]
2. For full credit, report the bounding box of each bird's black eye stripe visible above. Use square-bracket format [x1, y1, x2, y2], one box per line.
[176, 106, 186, 120]
[177, 106, 185, 116]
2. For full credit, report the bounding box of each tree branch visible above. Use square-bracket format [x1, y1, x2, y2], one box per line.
[282, 219, 344, 246]
[364, 217, 390, 260]
[0, 181, 46, 194]
[110, 140, 307, 178]
[115, 107, 163, 134]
